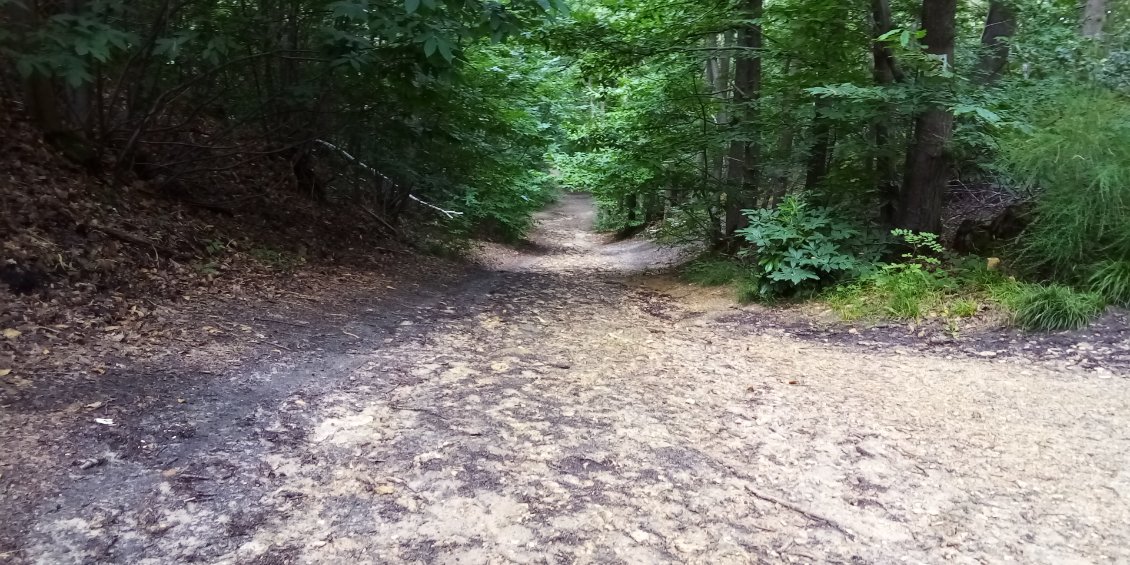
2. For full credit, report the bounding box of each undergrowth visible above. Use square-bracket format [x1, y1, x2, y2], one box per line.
[1009, 284, 1105, 331]
[682, 257, 744, 286]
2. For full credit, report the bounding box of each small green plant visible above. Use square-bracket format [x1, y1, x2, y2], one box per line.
[735, 275, 761, 304]
[250, 247, 305, 270]
[735, 196, 876, 298]
[1011, 284, 1104, 331]
[949, 299, 979, 318]
[890, 228, 944, 267]
[204, 238, 229, 256]
[683, 257, 744, 286]
[1087, 260, 1130, 307]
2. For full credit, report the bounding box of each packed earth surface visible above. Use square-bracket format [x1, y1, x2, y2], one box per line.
[3, 194, 1130, 564]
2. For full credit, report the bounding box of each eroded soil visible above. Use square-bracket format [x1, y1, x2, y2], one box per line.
[3, 194, 1129, 564]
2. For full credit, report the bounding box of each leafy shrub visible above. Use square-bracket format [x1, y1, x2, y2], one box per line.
[735, 197, 877, 298]
[1010, 284, 1104, 331]
[1087, 260, 1130, 307]
[682, 257, 744, 286]
[1000, 87, 1130, 276]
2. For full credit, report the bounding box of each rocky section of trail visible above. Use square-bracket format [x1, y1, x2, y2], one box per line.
[5, 194, 1130, 564]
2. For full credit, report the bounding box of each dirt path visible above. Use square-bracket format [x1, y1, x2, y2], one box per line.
[6, 193, 1130, 564]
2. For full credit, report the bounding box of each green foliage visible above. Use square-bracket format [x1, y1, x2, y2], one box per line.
[735, 197, 876, 298]
[827, 233, 1011, 322]
[1087, 260, 1130, 306]
[1010, 284, 1105, 331]
[1000, 87, 1130, 276]
[250, 247, 305, 271]
[735, 276, 761, 305]
[682, 257, 744, 286]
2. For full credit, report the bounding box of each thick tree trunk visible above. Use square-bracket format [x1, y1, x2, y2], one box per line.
[896, 0, 956, 234]
[723, 0, 762, 236]
[1081, 0, 1107, 38]
[872, 0, 902, 227]
[977, 1, 1016, 83]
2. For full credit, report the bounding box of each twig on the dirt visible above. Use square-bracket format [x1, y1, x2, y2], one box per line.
[265, 341, 292, 351]
[253, 317, 309, 328]
[89, 222, 177, 257]
[342, 330, 361, 339]
[390, 404, 447, 420]
[745, 486, 856, 540]
[177, 473, 213, 482]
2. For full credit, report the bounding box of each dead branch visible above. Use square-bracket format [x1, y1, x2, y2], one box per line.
[89, 222, 178, 257]
[745, 485, 856, 540]
[314, 139, 464, 218]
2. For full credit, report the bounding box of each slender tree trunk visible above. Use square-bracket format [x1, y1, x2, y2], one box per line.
[723, 0, 762, 236]
[897, 0, 956, 233]
[711, 31, 732, 184]
[1081, 0, 1107, 38]
[977, 1, 1016, 83]
[804, 97, 833, 191]
[872, 0, 902, 227]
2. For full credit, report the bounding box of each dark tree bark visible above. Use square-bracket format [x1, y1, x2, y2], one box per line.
[872, 0, 902, 227]
[1081, 0, 1107, 38]
[804, 97, 833, 192]
[977, 1, 1016, 83]
[897, 0, 956, 234]
[723, 0, 762, 236]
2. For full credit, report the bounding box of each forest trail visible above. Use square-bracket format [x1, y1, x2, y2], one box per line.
[9, 194, 1130, 564]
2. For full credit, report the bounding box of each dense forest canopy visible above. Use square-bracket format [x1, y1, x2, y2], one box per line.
[2, 0, 1129, 326]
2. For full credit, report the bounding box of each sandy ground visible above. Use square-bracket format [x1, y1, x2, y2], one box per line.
[5, 193, 1130, 564]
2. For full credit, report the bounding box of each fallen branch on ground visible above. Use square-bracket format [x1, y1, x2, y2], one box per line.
[745, 485, 856, 540]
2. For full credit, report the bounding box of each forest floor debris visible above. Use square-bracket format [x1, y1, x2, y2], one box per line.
[2, 194, 1129, 564]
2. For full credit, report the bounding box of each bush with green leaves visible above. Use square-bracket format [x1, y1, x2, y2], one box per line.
[735, 197, 878, 298]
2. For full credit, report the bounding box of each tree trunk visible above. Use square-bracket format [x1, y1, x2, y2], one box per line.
[897, 0, 956, 233]
[1081, 0, 1107, 38]
[723, 0, 762, 236]
[977, 1, 1016, 83]
[872, 0, 902, 227]
[804, 97, 833, 191]
[711, 31, 732, 184]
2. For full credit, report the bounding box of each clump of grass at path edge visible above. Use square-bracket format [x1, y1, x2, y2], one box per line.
[681, 256, 762, 304]
[827, 260, 1108, 332]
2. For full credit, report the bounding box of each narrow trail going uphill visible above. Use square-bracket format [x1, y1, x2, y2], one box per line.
[14, 194, 1130, 564]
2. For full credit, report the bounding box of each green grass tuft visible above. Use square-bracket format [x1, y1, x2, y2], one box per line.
[683, 257, 744, 286]
[1011, 284, 1104, 331]
[735, 276, 761, 304]
[1088, 260, 1130, 306]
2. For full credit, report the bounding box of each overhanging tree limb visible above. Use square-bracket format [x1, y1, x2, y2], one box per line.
[314, 139, 464, 218]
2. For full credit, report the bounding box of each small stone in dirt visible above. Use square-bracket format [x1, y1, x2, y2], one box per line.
[549, 360, 571, 369]
[399, 320, 414, 326]
[928, 335, 954, 345]
[976, 351, 998, 358]
[630, 529, 651, 543]
[76, 457, 105, 470]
